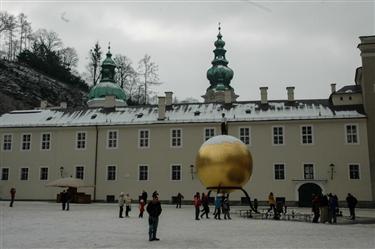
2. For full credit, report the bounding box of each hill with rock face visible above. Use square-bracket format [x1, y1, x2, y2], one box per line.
[0, 59, 88, 114]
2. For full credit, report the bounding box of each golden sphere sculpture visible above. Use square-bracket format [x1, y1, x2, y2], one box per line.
[196, 135, 253, 193]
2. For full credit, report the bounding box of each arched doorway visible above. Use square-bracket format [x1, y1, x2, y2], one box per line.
[298, 183, 322, 207]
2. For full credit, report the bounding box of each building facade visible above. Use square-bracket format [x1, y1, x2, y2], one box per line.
[0, 31, 374, 206]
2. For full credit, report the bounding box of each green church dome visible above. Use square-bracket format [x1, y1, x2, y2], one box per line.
[206, 26, 234, 90]
[88, 46, 128, 102]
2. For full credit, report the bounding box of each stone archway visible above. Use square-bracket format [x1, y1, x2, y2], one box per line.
[298, 183, 322, 207]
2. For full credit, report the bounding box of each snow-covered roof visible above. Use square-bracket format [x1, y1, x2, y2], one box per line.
[0, 100, 366, 128]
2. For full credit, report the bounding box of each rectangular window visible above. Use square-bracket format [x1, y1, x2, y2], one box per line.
[40, 167, 48, 180]
[239, 127, 250, 145]
[274, 164, 285, 180]
[171, 165, 181, 181]
[107, 166, 116, 181]
[21, 134, 31, 151]
[204, 128, 215, 141]
[2, 134, 12, 151]
[139, 165, 148, 181]
[107, 130, 118, 149]
[304, 164, 314, 180]
[171, 129, 182, 147]
[20, 168, 29, 180]
[349, 164, 360, 179]
[1, 168, 9, 180]
[272, 126, 284, 145]
[76, 132, 87, 149]
[301, 125, 313, 144]
[41, 133, 51, 150]
[75, 166, 84, 179]
[139, 129, 150, 148]
[346, 124, 359, 144]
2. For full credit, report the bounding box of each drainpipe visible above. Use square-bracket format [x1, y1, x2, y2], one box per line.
[93, 125, 99, 201]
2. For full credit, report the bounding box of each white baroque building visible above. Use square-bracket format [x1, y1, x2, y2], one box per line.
[0, 32, 374, 207]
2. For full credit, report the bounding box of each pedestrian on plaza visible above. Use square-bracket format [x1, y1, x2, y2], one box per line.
[141, 190, 148, 203]
[118, 192, 125, 218]
[346, 193, 358, 220]
[200, 192, 210, 219]
[61, 190, 67, 210]
[222, 194, 231, 220]
[139, 198, 145, 218]
[320, 194, 329, 223]
[193, 192, 201, 220]
[214, 193, 223, 220]
[9, 187, 16, 207]
[328, 193, 338, 224]
[65, 189, 72, 211]
[312, 194, 320, 223]
[147, 191, 162, 241]
[221, 113, 228, 135]
[267, 192, 276, 214]
[176, 192, 184, 208]
[253, 198, 258, 213]
[125, 193, 132, 217]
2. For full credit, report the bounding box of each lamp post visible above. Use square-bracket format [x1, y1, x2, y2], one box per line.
[190, 165, 195, 180]
[60, 166, 64, 177]
[329, 163, 335, 180]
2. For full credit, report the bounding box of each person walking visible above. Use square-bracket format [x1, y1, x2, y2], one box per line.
[222, 194, 231, 220]
[193, 192, 201, 220]
[312, 194, 320, 223]
[139, 198, 145, 218]
[214, 193, 223, 220]
[253, 198, 258, 213]
[267, 192, 276, 214]
[125, 194, 132, 217]
[328, 193, 338, 224]
[65, 189, 72, 211]
[61, 190, 67, 210]
[346, 193, 358, 220]
[176, 192, 184, 208]
[147, 191, 162, 241]
[221, 113, 228, 135]
[200, 192, 210, 219]
[118, 192, 125, 218]
[9, 187, 16, 207]
[320, 194, 329, 223]
[141, 190, 148, 203]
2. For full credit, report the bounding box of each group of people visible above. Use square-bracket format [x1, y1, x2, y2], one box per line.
[193, 192, 231, 220]
[118, 190, 162, 242]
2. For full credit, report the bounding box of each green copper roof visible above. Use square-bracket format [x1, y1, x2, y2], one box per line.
[88, 45, 128, 102]
[206, 26, 234, 90]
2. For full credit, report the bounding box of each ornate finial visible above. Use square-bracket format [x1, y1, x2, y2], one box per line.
[108, 42, 111, 52]
[218, 22, 221, 32]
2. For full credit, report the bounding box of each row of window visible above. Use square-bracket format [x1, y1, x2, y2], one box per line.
[0, 163, 361, 181]
[0, 164, 183, 181]
[273, 163, 360, 180]
[1, 124, 360, 152]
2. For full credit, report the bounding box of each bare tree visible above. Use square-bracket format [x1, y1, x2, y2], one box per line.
[17, 13, 31, 52]
[137, 54, 161, 104]
[87, 41, 102, 86]
[59, 47, 78, 69]
[0, 11, 13, 34]
[114, 54, 136, 87]
[6, 15, 17, 60]
[32, 29, 62, 51]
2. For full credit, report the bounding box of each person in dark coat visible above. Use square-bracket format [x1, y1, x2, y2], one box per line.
[61, 190, 67, 210]
[221, 113, 228, 135]
[222, 194, 231, 220]
[193, 192, 201, 220]
[176, 192, 184, 208]
[253, 198, 258, 213]
[214, 193, 223, 220]
[65, 189, 72, 211]
[312, 194, 320, 223]
[328, 193, 338, 224]
[9, 187, 16, 207]
[141, 190, 148, 203]
[147, 191, 162, 241]
[200, 192, 210, 219]
[346, 193, 358, 220]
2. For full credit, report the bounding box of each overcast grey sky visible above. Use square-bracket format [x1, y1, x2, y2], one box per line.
[3, 0, 375, 101]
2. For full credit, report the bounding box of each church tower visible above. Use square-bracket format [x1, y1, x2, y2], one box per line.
[87, 45, 128, 107]
[202, 25, 238, 103]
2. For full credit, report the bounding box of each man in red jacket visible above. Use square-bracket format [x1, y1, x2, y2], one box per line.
[193, 192, 202, 220]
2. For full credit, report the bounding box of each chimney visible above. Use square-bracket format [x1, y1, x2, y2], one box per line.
[331, 83, 336, 93]
[286, 86, 295, 101]
[104, 96, 116, 109]
[224, 90, 232, 104]
[158, 96, 166, 120]
[260, 87, 268, 104]
[60, 102, 67, 109]
[40, 100, 48, 109]
[165, 91, 173, 106]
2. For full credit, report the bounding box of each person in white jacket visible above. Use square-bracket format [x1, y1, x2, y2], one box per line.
[118, 192, 125, 218]
[125, 194, 132, 217]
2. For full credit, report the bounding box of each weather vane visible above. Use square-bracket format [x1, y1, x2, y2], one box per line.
[218, 22, 221, 32]
[108, 42, 111, 52]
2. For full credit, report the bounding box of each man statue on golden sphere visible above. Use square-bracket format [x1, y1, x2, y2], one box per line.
[196, 135, 253, 193]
